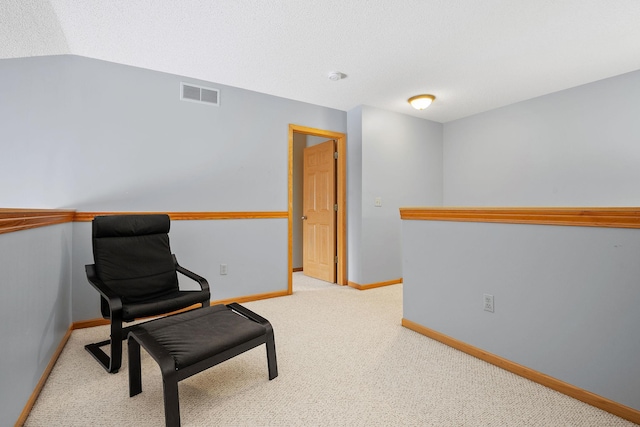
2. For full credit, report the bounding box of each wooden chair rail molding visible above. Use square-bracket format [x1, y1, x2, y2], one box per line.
[0, 209, 288, 234]
[0, 208, 76, 235]
[72, 211, 288, 222]
[399, 207, 640, 229]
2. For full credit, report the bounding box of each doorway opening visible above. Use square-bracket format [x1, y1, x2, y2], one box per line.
[288, 125, 346, 294]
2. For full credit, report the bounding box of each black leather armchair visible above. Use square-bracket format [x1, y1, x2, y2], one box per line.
[84, 214, 210, 373]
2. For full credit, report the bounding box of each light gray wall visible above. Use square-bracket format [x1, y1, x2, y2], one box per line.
[401, 68, 640, 413]
[0, 224, 72, 426]
[347, 106, 363, 283]
[63, 55, 346, 212]
[1, 56, 76, 208]
[349, 106, 443, 285]
[402, 219, 640, 411]
[443, 69, 640, 206]
[1, 55, 347, 211]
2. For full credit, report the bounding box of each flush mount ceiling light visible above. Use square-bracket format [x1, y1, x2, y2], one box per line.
[408, 94, 435, 110]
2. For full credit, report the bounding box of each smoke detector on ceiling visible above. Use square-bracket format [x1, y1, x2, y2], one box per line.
[328, 71, 346, 81]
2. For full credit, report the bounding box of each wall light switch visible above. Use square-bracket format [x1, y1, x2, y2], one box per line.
[375, 197, 382, 207]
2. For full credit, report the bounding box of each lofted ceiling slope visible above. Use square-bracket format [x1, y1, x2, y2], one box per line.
[2, 0, 640, 123]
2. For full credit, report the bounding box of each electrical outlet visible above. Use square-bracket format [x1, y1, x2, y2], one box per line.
[220, 264, 228, 275]
[483, 294, 494, 313]
[375, 197, 382, 207]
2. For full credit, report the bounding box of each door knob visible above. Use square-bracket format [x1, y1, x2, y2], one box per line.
[301, 216, 307, 220]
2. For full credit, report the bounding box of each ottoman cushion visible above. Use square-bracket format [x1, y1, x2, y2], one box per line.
[136, 304, 267, 369]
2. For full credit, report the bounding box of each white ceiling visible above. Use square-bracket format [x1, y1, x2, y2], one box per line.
[2, 0, 640, 123]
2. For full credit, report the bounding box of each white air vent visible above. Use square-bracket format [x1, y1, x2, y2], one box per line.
[180, 82, 220, 106]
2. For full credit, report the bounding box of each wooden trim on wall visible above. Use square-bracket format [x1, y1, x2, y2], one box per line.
[399, 207, 640, 229]
[14, 326, 73, 427]
[0, 209, 287, 235]
[73, 211, 288, 222]
[0, 209, 75, 235]
[401, 318, 640, 425]
[347, 278, 403, 290]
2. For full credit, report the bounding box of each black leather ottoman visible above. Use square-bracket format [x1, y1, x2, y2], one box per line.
[127, 303, 278, 427]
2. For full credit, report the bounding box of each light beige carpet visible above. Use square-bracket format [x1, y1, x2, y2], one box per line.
[26, 273, 637, 426]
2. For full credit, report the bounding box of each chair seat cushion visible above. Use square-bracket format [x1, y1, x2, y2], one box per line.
[122, 290, 209, 321]
[134, 305, 267, 369]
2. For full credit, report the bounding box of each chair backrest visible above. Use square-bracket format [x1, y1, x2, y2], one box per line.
[92, 214, 179, 303]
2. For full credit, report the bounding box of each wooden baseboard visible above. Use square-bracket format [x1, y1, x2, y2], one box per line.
[347, 278, 402, 290]
[72, 318, 110, 329]
[401, 318, 640, 425]
[211, 290, 289, 305]
[72, 291, 290, 331]
[14, 327, 73, 427]
[71, 302, 211, 330]
[292, 267, 303, 272]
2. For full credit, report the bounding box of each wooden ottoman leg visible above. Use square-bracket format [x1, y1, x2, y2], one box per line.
[128, 335, 142, 397]
[266, 327, 278, 380]
[162, 373, 181, 427]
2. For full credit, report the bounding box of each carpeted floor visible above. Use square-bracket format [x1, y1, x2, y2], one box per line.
[25, 273, 637, 426]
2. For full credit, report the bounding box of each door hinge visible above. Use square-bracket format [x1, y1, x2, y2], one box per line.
[334, 204, 338, 211]
[334, 151, 338, 159]
[335, 256, 338, 263]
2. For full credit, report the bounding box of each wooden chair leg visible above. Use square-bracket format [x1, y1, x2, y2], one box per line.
[128, 337, 142, 397]
[109, 319, 123, 373]
[84, 318, 123, 373]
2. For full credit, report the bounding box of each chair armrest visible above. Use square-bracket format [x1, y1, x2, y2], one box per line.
[228, 302, 271, 327]
[173, 255, 211, 294]
[85, 264, 123, 318]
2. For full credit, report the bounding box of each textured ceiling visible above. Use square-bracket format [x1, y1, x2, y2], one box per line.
[2, 0, 640, 122]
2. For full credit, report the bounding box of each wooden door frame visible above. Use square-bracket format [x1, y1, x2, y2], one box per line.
[288, 124, 347, 293]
